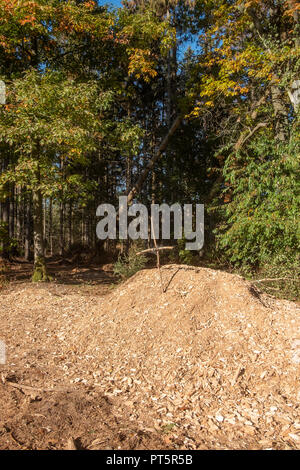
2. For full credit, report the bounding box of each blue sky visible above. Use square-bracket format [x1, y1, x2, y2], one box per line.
[99, 0, 123, 7]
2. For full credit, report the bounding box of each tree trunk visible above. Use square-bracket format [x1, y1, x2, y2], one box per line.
[49, 198, 53, 256]
[9, 183, 14, 240]
[59, 200, 65, 257]
[1, 158, 10, 259]
[68, 202, 72, 250]
[271, 85, 289, 142]
[32, 165, 51, 281]
[15, 186, 21, 243]
[43, 198, 47, 255]
[24, 194, 33, 261]
[33, 188, 43, 261]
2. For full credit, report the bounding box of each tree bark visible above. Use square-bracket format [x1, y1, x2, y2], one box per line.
[59, 201, 65, 257]
[9, 183, 14, 240]
[15, 185, 21, 243]
[33, 186, 44, 262]
[24, 193, 33, 261]
[1, 158, 10, 259]
[32, 164, 50, 281]
[49, 198, 53, 256]
[271, 85, 289, 142]
[68, 202, 72, 250]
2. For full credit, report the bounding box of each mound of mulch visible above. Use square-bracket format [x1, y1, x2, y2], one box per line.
[0, 265, 299, 449]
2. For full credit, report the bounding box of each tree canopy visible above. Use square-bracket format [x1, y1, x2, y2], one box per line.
[0, 0, 299, 297]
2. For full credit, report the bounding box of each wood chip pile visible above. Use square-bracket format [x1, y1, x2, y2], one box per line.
[0, 265, 299, 449]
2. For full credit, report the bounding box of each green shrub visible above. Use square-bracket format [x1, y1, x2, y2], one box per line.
[177, 238, 194, 265]
[251, 253, 300, 301]
[212, 129, 300, 300]
[113, 242, 147, 280]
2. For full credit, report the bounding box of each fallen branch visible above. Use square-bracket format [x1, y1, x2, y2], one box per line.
[235, 122, 268, 151]
[6, 381, 71, 393]
[127, 115, 182, 205]
[136, 246, 174, 255]
[252, 278, 299, 283]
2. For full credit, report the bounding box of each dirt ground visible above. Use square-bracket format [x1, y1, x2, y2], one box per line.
[0, 261, 299, 450]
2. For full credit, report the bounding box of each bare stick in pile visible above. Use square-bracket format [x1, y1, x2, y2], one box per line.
[6, 381, 71, 393]
[136, 218, 174, 293]
[151, 216, 164, 293]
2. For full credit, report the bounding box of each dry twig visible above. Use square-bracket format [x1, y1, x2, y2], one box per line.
[6, 381, 71, 394]
[253, 278, 299, 283]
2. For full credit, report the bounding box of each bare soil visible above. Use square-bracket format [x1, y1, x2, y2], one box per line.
[0, 262, 299, 450]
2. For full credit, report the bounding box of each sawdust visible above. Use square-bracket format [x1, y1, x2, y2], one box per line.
[0, 264, 299, 449]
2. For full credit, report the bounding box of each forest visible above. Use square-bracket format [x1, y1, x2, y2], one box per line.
[0, 0, 299, 452]
[0, 0, 299, 298]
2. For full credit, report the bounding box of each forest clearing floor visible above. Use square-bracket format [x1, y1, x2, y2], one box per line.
[0, 261, 299, 450]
